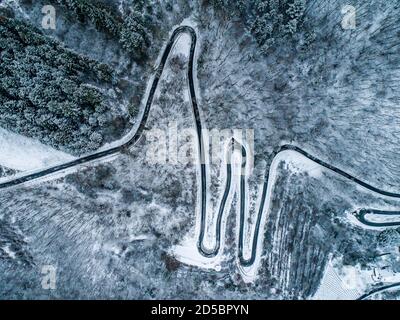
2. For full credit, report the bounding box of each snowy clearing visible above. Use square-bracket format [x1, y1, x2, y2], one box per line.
[0, 128, 75, 172]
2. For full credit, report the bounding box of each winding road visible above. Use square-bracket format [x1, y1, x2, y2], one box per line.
[1, 26, 400, 299]
[357, 282, 400, 300]
[200, 141, 400, 266]
[354, 209, 400, 227]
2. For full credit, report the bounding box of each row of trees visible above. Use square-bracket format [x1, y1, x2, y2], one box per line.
[0, 15, 119, 154]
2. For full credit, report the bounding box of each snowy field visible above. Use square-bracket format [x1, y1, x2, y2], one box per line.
[0, 128, 75, 172]
[313, 260, 363, 300]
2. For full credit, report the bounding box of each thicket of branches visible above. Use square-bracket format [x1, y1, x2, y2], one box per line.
[209, 0, 307, 53]
[55, 0, 151, 60]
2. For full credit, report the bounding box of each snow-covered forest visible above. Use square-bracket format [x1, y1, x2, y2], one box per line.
[1, 0, 400, 300]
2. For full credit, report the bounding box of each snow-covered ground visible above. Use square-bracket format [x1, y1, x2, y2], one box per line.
[313, 259, 364, 300]
[0, 128, 75, 172]
[173, 237, 224, 272]
[312, 255, 400, 300]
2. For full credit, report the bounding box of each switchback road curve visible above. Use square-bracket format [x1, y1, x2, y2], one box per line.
[354, 209, 400, 227]
[199, 142, 400, 266]
[1, 26, 400, 298]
